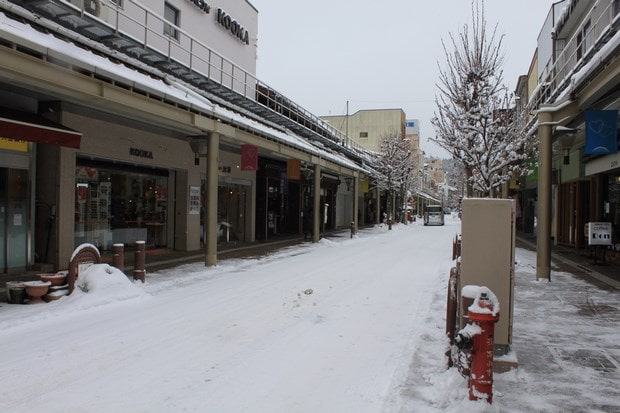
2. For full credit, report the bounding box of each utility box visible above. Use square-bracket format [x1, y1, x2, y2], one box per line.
[460, 198, 515, 353]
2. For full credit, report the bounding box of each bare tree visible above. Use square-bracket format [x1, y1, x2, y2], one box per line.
[431, 0, 535, 197]
[373, 132, 417, 223]
[443, 158, 467, 209]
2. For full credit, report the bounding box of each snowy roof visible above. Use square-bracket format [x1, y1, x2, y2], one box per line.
[0, 9, 369, 174]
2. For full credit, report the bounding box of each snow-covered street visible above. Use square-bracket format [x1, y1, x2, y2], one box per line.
[1, 216, 619, 412]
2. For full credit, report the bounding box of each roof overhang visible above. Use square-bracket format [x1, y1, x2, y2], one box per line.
[0, 110, 82, 149]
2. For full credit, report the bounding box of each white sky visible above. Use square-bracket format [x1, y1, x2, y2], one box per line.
[2, 217, 619, 412]
[250, 0, 559, 158]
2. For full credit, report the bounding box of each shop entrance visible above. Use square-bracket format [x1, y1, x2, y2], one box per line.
[0, 168, 29, 272]
[75, 160, 169, 251]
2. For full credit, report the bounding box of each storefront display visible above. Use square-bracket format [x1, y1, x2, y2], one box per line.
[75, 160, 168, 250]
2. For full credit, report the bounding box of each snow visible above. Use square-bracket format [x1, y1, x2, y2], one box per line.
[70, 242, 101, 261]
[0, 8, 368, 173]
[466, 286, 500, 316]
[1, 216, 619, 412]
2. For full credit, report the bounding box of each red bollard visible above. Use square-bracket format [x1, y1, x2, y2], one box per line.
[112, 243, 124, 273]
[133, 240, 146, 282]
[445, 267, 459, 368]
[467, 289, 500, 403]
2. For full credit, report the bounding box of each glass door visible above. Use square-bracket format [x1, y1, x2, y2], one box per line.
[0, 168, 29, 272]
[0, 168, 6, 271]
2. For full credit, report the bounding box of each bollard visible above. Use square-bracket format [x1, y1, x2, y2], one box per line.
[388, 219, 392, 230]
[466, 288, 500, 403]
[445, 267, 459, 367]
[112, 243, 124, 273]
[133, 240, 146, 282]
[350, 221, 355, 238]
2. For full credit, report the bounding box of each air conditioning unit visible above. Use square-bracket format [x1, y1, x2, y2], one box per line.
[69, 0, 109, 19]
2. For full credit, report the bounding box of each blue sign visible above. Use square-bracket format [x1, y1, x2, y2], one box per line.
[584, 110, 618, 155]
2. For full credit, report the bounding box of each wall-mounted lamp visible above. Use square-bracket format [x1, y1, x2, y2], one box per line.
[187, 134, 210, 166]
[553, 126, 579, 165]
[301, 167, 313, 180]
[344, 177, 353, 191]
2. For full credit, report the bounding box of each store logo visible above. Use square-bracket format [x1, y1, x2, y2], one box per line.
[216, 8, 249, 45]
[129, 147, 153, 159]
[187, 0, 211, 14]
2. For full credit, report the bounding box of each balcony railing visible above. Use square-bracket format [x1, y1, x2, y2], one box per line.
[529, 0, 619, 111]
[5, 0, 375, 163]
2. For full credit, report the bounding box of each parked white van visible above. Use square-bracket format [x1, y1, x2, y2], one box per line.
[424, 205, 445, 226]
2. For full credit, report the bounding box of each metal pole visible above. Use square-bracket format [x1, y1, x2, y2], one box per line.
[353, 175, 359, 234]
[375, 186, 381, 225]
[313, 163, 321, 243]
[536, 111, 553, 280]
[206, 132, 219, 266]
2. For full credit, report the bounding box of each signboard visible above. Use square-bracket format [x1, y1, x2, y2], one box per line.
[240, 144, 258, 171]
[287, 159, 300, 180]
[584, 110, 618, 155]
[189, 186, 200, 215]
[587, 222, 612, 246]
[0, 137, 28, 152]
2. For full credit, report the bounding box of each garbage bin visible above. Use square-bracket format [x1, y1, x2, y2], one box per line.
[6, 281, 27, 304]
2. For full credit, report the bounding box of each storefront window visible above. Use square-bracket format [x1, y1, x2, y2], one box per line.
[607, 174, 620, 244]
[75, 161, 168, 250]
[200, 179, 249, 245]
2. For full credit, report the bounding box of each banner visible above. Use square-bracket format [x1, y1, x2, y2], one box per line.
[287, 159, 301, 180]
[240, 144, 258, 171]
[584, 110, 618, 155]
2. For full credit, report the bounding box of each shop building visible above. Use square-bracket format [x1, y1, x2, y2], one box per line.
[0, 0, 374, 273]
[524, 0, 619, 277]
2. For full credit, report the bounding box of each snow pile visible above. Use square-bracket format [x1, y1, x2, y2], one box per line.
[68, 263, 147, 309]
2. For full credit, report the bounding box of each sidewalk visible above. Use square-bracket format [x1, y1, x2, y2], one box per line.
[0, 231, 349, 303]
[516, 234, 620, 290]
[501, 234, 620, 412]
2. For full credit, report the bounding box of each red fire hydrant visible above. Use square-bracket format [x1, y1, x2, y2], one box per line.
[455, 287, 500, 403]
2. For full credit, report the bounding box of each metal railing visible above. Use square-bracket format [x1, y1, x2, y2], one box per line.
[59, 0, 375, 162]
[529, 0, 618, 111]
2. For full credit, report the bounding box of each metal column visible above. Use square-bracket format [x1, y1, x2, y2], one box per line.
[536, 111, 553, 280]
[205, 132, 219, 266]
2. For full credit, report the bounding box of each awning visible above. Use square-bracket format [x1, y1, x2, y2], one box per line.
[416, 191, 441, 203]
[0, 109, 82, 149]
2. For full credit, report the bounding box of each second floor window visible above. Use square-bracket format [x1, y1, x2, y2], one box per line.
[576, 20, 591, 61]
[164, 2, 179, 40]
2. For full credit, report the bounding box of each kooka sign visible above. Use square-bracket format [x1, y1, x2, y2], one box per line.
[187, 0, 211, 14]
[216, 8, 250, 45]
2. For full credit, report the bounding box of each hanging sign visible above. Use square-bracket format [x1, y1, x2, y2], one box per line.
[584, 110, 618, 155]
[287, 159, 301, 180]
[240, 144, 258, 171]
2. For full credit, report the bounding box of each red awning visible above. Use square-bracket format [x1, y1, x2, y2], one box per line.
[0, 109, 82, 149]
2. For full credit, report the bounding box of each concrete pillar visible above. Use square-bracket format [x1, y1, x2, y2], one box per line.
[205, 133, 219, 266]
[536, 111, 553, 280]
[313, 163, 321, 243]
